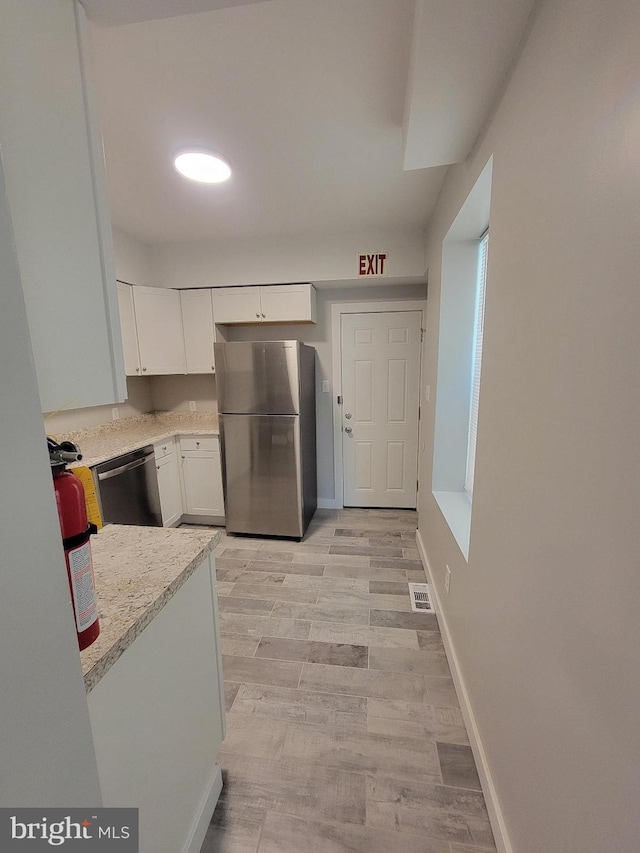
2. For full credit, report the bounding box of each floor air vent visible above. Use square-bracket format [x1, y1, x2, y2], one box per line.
[409, 583, 434, 613]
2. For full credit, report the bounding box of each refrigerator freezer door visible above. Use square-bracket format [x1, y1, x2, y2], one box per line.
[214, 341, 301, 415]
[220, 414, 303, 537]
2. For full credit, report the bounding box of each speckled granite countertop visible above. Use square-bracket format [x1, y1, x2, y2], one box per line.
[51, 412, 219, 468]
[80, 524, 222, 693]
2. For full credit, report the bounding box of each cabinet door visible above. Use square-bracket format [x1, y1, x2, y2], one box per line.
[181, 450, 224, 516]
[0, 1, 126, 412]
[180, 290, 215, 373]
[181, 452, 224, 515]
[260, 284, 316, 323]
[87, 557, 224, 853]
[209, 449, 225, 516]
[133, 286, 186, 375]
[117, 282, 141, 376]
[156, 450, 183, 527]
[211, 287, 261, 324]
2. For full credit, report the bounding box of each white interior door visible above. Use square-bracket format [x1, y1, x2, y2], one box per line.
[341, 311, 422, 508]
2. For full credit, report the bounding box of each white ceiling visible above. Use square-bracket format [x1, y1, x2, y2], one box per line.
[83, 0, 534, 247]
[404, 0, 536, 170]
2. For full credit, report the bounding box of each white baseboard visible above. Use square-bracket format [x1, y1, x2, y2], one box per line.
[182, 764, 223, 853]
[416, 530, 513, 853]
[316, 498, 342, 509]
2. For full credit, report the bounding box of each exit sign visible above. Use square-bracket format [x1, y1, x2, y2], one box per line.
[358, 252, 388, 277]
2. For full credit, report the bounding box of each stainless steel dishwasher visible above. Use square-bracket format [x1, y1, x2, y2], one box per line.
[94, 445, 162, 527]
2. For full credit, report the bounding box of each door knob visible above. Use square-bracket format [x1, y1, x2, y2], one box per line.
[345, 412, 352, 419]
[344, 426, 352, 434]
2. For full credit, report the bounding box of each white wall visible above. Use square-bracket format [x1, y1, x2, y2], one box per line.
[0, 155, 102, 806]
[150, 374, 218, 414]
[418, 1, 640, 852]
[226, 283, 426, 502]
[148, 230, 426, 288]
[112, 225, 152, 285]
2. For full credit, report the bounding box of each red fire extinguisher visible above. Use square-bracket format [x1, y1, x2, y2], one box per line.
[48, 439, 100, 651]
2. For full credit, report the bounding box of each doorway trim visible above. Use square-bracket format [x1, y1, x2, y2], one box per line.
[327, 300, 426, 509]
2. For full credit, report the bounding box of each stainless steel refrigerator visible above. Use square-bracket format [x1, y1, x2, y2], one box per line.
[214, 341, 317, 539]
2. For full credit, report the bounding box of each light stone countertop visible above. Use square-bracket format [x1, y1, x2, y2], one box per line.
[80, 524, 222, 693]
[50, 412, 220, 468]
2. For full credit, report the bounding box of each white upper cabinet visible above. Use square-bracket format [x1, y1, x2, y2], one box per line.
[0, 0, 126, 412]
[212, 284, 316, 325]
[260, 284, 317, 323]
[212, 286, 262, 324]
[132, 286, 186, 375]
[180, 290, 216, 373]
[116, 282, 142, 376]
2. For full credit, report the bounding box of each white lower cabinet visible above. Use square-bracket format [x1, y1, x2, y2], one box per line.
[180, 436, 224, 517]
[154, 439, 182, 527]
[87, 555, 225, 853]
[153, 434, 224, 525]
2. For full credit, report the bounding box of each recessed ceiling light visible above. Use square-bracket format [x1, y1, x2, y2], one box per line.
[174, 149, 231, 183]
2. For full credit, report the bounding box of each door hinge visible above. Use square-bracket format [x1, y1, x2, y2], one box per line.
[420, 328, 425, 342]
[337, 395, 343, 405]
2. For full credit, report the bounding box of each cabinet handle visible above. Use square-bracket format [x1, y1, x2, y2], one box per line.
[211, 365, 214, 371]
[143, 367, 147, 372]
[136, 367, 140, 373]
[156, 465, 160, 470]
[182, 455, 185, 459]
[262, 313, 266, 318]
[196, 441, 200, 446]
[256, 313, 260, 318]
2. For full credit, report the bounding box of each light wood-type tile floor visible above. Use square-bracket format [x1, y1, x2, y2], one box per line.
[199, 509, 496, 853]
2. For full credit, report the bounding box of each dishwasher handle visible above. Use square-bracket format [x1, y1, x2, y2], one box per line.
[97, 456, 151, 481]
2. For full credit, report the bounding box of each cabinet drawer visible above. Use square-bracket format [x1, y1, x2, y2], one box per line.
[179, 435, 218, 452]
[154, 438, 175, 460]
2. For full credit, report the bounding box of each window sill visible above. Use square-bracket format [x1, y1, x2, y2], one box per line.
[432, 490, 471, 561]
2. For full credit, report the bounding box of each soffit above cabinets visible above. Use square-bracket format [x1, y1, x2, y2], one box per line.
[88, 0, 447, 245]
[403, 0, 537, 170]
[81, 0, 538, 246]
